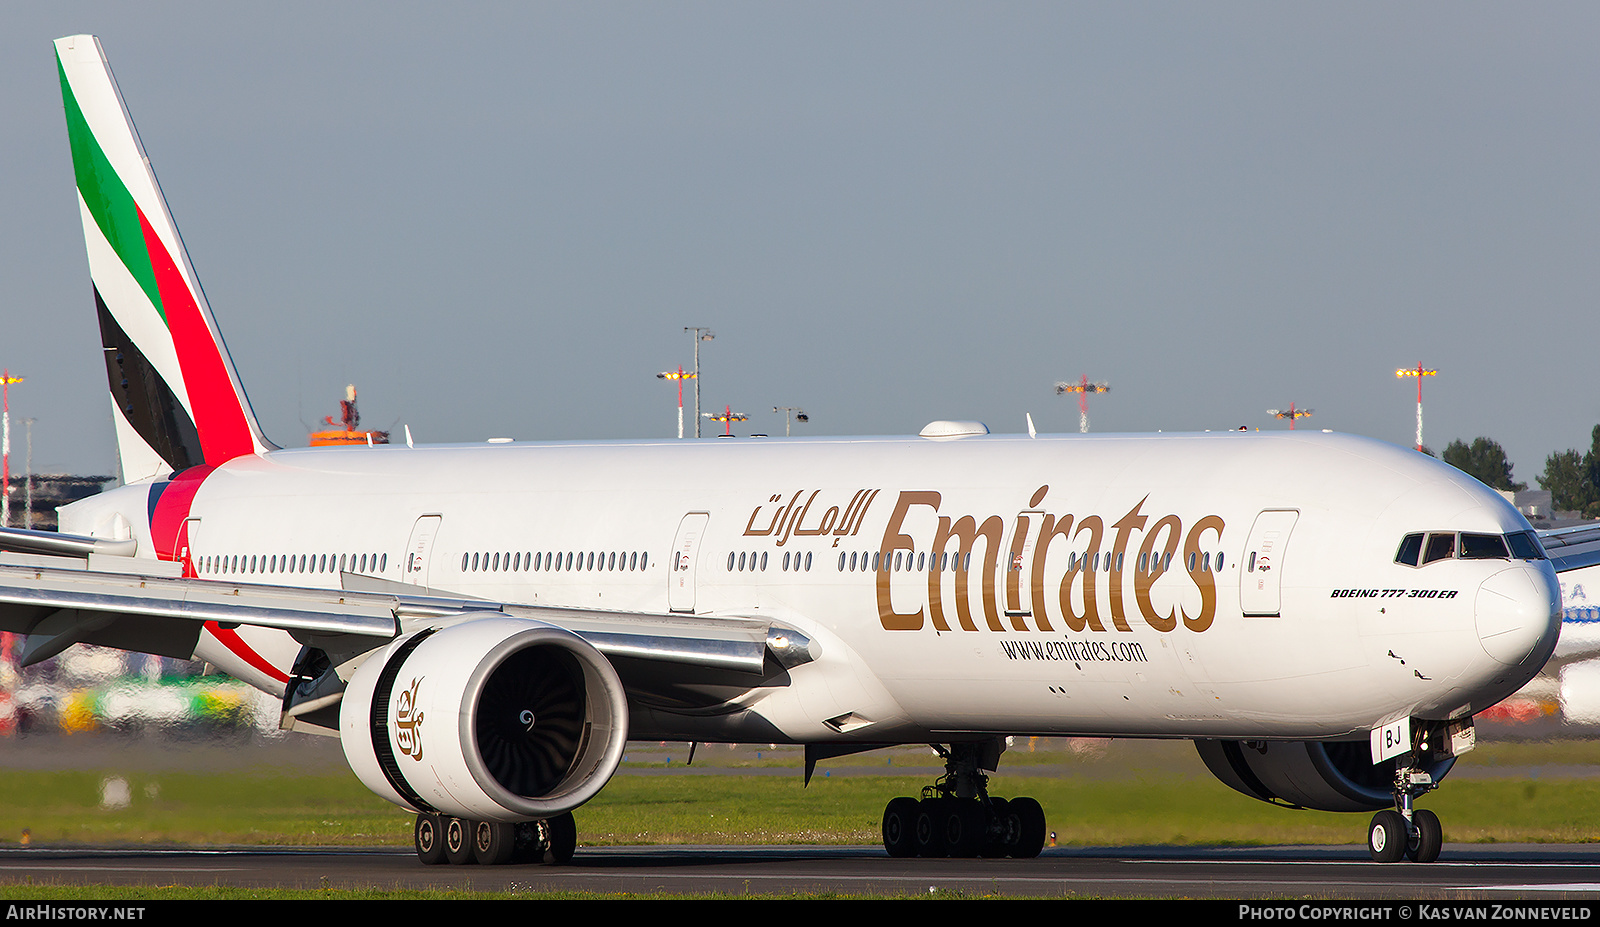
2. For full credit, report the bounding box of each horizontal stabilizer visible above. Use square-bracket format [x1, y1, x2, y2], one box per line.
[0, 525, 137, 558]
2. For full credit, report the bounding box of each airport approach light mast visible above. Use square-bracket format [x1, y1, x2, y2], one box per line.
[307, 384, 389, 447]
[1267, 403, 1314, 429]
[656, 366, 696, 439]
[1395, 364, 1437, 452]
[21, 418, 33, 529]
[685, 327, 714, 437]
[772, 406, 809, 437]
[0, 372, 22, 527]
[702, 405, 748, 437]
[1055, 375, 1110, 433]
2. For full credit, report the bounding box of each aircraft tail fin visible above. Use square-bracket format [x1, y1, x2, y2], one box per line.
[55, 35, 273, 482]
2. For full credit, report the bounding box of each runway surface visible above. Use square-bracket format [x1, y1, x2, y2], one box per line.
[5, 843, 1600, 898]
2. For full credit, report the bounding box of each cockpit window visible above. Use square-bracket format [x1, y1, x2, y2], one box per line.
[1422, 533, 1456, 565]
[1459, 533, 1510, 560]
[1398, 530, 1547, 567]
[1507, 531, 1546, 561]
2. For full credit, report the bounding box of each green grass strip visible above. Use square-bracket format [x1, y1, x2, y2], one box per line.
[0, 752, 1597, 848]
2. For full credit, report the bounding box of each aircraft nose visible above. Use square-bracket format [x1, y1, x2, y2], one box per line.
[1476, 565, 1561, 666]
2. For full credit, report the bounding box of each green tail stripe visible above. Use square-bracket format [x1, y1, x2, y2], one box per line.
[58, 53, 165, 324]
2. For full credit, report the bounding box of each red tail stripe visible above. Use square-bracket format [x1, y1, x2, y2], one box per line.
[137, 207, 256, 464]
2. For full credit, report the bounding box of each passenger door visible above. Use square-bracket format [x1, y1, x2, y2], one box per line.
[1004, 510, 1042, 618]
[178, 517, 201, 577]
[1240, 510, 1298, 617]
[668, 513, 710, 613]
[403, 514, 443, 589]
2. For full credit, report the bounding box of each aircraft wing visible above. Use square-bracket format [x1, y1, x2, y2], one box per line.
[1531, 525, 1600, 667]
[1537, 524, 1600, 573]
[0, 551, 796, 686]
[0, 552, 394, 665]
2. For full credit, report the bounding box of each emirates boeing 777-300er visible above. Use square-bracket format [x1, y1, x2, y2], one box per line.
[0, 35, 1583, 866]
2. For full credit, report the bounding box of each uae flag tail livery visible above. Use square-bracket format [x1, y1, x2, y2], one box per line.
[56, 34, 273, 484]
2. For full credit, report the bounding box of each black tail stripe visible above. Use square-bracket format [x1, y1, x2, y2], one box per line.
[96, 286, 203, 472]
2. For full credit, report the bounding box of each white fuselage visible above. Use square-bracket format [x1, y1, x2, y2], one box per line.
[61, 429, 1561, 746]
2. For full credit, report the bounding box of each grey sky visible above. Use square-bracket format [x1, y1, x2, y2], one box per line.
[2, 3, 1597, 486]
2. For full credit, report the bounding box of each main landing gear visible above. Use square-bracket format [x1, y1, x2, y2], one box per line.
[413, 812, 577, 866]
[880, 741, 1047, 859]
[1366, 753, 1442, 863]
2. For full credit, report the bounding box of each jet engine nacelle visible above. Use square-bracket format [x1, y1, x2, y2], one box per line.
[1194, 739, 1455, 813]
[341, 615, 629, 822]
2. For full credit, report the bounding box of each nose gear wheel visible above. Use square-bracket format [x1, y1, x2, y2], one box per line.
[1367, 731, 1447, 864]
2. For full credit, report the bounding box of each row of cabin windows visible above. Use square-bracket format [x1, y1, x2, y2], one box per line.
[201, 552, 386, 576]
[1394, 530, 1545, 567]
[834, 549, 1208, 574]
[200, 545, 1227, 582]
[462, 550, 650, 573]
[198, 546, 1229, 581]
[727, 550, 814, 572]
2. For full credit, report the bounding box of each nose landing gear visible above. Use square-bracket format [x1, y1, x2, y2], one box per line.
[1367, 756, 1442, 863]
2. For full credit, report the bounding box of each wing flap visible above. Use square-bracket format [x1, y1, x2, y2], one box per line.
[0, 558, 804, 678]
[0, 559, 398, 642]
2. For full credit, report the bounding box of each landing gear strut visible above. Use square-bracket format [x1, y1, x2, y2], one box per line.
[880, 740, 1047, 859]
[1367, 750, 1443, 863]
[413, 812, 578, 865]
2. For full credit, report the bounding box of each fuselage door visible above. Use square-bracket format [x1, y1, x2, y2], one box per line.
[669, 512, 710, 613]
[1241, 510, 1299, 617]
[1005, 511, 1042, 617]
[404, 514, 443, 589]
[179, 517, 201, 577]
